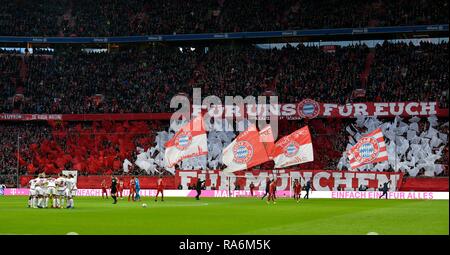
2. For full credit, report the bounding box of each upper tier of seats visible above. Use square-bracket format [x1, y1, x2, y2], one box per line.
[0, 0, 447, 37]
[1, 42, 448, 114]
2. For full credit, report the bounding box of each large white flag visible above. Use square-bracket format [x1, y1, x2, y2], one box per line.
[122, 159, 132, 173]
[271, 126, 314, 168]
[164, 115, 208, 168]
[347, 128, 388, 169]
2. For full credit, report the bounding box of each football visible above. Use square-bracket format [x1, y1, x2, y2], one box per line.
[142, 203, 147, 208]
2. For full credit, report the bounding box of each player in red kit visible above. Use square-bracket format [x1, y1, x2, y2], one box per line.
[293, 179, 301, 203]
[128, 177, 136, 202]
[117, 179, 124, 199]
[101, 179, 108, 199]
[267, 179, 277, 204]
[249, 182, 255, 197]
[155, 177, 164, 202]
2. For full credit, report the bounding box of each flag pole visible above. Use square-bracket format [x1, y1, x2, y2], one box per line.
[17, 134, 20, 188]
[395, 143, 397, 173]
[289, 175, 292, 198]
[228, 176, 231, 197]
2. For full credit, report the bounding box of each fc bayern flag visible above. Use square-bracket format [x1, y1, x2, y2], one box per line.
[222, 124, 270, 173]
[347, 128, 389, 169]
[271, 126, 314, 168]
[164, 115, 208, 168]
[259, 125, 276, 159]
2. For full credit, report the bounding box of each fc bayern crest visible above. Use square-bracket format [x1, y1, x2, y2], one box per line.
[354, 137, 380, 163]
[297, 99, 320, 119]
[232, 141, 254, 164]
[175, 131, 192, 150]
[284, 141, 300, 157]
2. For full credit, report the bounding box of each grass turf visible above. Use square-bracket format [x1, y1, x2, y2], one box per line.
[0, 196, 448, 235]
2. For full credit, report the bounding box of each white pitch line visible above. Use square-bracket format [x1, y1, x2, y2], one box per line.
[149, 202, 209, 207]
[0, 233, 40, 235]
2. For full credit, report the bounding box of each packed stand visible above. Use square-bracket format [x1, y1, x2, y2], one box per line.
[0, 120, 168, 186]
[0, 122, 51, 186]
[366, 41, 449, 108]
[0, 0, 447, 37]
[19, 47, 199, 114]
[0, 119, 354, 181]
[0, 117, 447, 183]
[0, 41, 448, 114]
[275, 44, 367, 104]
[0, 0, 68, 36]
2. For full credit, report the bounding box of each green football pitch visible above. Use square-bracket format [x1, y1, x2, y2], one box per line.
[0, 196, 448, 235]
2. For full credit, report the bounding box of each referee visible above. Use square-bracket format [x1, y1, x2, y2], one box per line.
[379, 180, 391, 199]
[303, 180, 311, 199]
[195, 178, 206, 200]
[111, 176, 118, 204]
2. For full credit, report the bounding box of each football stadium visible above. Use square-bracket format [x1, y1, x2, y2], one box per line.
[0, 0, 449, 241]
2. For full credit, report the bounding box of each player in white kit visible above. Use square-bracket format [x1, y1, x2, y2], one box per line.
[65, 174, 76, 209]
[28, 178, 38, 208]
[71, 176, 78, 198]
[55, 173, 67, 208]
[46, 176, 57, 208]
[41, 177, 49, 208]
[34, 174, 45, 208]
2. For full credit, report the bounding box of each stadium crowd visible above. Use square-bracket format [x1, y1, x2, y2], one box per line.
[0, 119, 342, 185]
[0, 41, 448, 114]
[0, 117, 448, 187]
[0, 120, 165, 185]
[0, 0, 448, 187]
[0, 122, 51, 186]
[0, 0, 447, 37]
[366, 41, 449, 108]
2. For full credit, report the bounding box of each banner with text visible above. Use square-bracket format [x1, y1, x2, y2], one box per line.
[175, 170, 404, 192]
[4, 189, 448, 200]
[1, 101, 447, 122]
[19, 170, 404, 191]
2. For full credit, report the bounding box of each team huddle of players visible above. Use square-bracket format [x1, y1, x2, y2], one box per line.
[27, 173, 77, 209]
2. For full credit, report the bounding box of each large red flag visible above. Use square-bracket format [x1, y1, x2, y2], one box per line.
[222, 124, 270, 173]
[259, 125, 276, 159]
